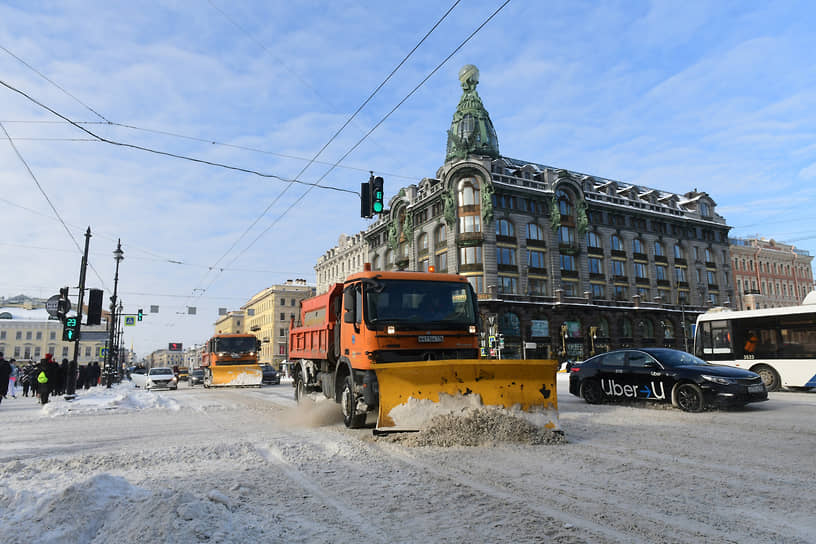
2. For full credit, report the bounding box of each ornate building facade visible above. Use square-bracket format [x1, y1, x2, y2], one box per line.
[363, 65, 732, 361]
[730, 237, 814, 310]
[314, 232, 368, 295]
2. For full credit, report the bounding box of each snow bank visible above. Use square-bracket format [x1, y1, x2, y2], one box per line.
[41, 383, 180, 417]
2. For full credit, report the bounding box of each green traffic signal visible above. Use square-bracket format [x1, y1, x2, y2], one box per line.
[63, 316, 79, 341]
[138, 308, 143, 321]
[372, 176, 384, 213]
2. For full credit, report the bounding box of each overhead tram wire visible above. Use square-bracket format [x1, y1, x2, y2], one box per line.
[207, 0, 513, 290]
[0, 81, 358, 197]
[0, 120, 420, 181]
[184, 0, 464, 305]
[0, 122, 109, 290]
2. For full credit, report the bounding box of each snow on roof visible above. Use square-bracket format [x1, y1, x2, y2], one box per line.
[0, 307, 56, 321]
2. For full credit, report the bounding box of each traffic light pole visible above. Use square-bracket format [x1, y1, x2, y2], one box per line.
[67, 227, 91, 398]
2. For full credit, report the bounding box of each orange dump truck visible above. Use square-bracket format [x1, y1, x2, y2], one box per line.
[288, 267, 559, 431]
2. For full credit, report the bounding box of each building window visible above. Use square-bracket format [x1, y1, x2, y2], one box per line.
[459, 215, 481, 233]
[528, 250, 547, 269]
[655, 241, 665, 257]
[707, 271, 717, 285]
[498, 276, 518, 294]
[656, 265, 668, 281]
[466, 275, 483, 294]
[62, 346, 68, 358]
[591, 283, 605, 298]
[675, 267, 687, 282]
[633, 238, 644, 254]
[16, 331, 21, 340]
[611, 260, 625, 276]
[418, 233, 428, 253]
[85, 346, 91, 357]
[527, 223, 545, 242]
[560, 254, 576, 271]
[496, 219, 514, 237]
[14, 346, 20, 357]
[611, 235, 624, 251]
[528, 278, 548, 296]
[614, 285, 629, 300]
[497, 247, 516, 266]
[280, 313, 285, 321]
[674, 244, 684, 259]
[634, 263, 648, 279]
[589, 257, 603, 275]
[557, 189, 574, 216]
[559, 226, 575, 245]
[700, 202, 711, 216]
[587, 231, 602, 249]
[562, 281, 578, 297]
[36, 331, 42, 340]
[26, 331, 32, 340]
[435, 251, 448, 273]
[280, 298, 285, 306]
[436, 224, 446, 245]
[459, 246, 482, 265]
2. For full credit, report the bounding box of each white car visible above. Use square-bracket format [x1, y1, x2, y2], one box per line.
[131, 367, 178, 390]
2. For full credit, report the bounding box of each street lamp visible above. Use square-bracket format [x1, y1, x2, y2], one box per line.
[106, 239, 124, 388]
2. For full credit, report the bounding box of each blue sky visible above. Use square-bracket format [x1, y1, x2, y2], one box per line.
[2, 1, 815, 356]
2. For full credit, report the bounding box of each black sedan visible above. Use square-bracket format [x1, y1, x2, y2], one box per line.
[261, 364, 280, 385]
[569, 348, 768, 412]
[189, 368, 205, 386]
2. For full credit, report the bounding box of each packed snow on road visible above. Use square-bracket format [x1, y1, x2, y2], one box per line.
[1, 374, 814, 543]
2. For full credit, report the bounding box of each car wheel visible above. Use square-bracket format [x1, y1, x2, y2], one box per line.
[341, 376, 366, 428]
[580, 379, 603, 404]
[294, 375, 305, 403]
[675, 383, 705, 412]
[753, 365, 781, 392]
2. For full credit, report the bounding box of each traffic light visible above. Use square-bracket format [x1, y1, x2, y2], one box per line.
[371, 176, 384, 214]
[57, 286, 69, 323]
[360, 181, 371, 218]
[62, 316, 79, 341]
[138, 308, 143, 321]
[87, 288, 103, 325]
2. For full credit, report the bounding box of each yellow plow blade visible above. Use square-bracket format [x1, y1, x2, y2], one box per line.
[210, 365, 262, 387]
[374, 359, 559, 432]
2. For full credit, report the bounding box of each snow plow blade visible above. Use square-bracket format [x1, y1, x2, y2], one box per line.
[373, 359, 559, 432]
[207, 365, 262, 387]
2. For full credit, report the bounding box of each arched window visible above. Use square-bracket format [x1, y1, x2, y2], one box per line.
[458, 179, 480, 207]
[596, 318, 610, 337]
[371, 255, 380, 270]
[621, 318, 633, 337]
[496, 219, 515, 237]
[587, 231, 602, 248]
[457, 179, 481, 235]
[436, 224, 446, 245]
[418, 233, 428, 252]
[611, 235, 624, 251]
[662, 320, 675, 339]
[640, 319, 654, 338]
[527, 223, 544, 241]
[557, 189, 574, 216]
[499, 312, 521, 336]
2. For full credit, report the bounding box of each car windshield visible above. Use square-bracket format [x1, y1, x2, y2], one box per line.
[192, 370, 204, 376]
[364, 280, 477, 330]
[214, 336, 257, 354]
[648, 349, 710, 368]
[149, 368, 172, 375]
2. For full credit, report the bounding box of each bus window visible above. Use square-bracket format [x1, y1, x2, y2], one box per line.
[779, 324, 816, 358]
[699, 320, 732, 356]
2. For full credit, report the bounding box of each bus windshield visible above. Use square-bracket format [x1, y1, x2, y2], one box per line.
[214, 336, 257, 354]
[364, 280, 477, 330]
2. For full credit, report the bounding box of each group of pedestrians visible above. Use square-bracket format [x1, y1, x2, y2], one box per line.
[0, 351, 103, 406]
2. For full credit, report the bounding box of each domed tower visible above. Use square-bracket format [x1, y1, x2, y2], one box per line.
[445, 64, 500, 163]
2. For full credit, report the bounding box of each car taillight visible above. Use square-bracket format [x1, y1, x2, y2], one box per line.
[570, 366, 581, 372]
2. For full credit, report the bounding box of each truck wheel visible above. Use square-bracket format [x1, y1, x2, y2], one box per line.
[341, 376, 366, 428]
[294, 375, 306, 403]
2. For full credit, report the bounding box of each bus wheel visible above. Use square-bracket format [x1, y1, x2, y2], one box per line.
[753, 365, 780, 392]
[341, 376, 366, 428]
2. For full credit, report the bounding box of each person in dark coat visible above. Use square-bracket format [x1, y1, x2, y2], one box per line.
[21, 363, 34, 397]
[42, 353, 60, 404]
[0, 352, 11, 405]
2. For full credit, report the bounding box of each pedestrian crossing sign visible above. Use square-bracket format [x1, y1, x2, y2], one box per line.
[98, 347, 109, 357]
[124, 316, 136, 326]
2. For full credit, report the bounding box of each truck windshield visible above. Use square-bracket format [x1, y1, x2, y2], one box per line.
[364, 280, 477, 330]
[214, 336, 257, 353]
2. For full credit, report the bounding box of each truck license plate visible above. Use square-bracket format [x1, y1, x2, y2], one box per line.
[418, 335, 443, 343]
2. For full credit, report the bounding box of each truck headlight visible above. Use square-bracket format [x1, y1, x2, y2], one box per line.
[469, 325, 477, 334]
[387, 325, 396, 335]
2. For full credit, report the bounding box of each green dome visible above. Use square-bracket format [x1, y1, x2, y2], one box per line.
[445, 65, 499, 162]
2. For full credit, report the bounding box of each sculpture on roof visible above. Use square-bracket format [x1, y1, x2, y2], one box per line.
[445, 65, 500, 162]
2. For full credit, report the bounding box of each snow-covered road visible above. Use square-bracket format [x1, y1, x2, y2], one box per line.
[1, 375, 814, 543]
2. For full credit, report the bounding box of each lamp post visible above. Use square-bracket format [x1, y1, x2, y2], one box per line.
[106, 239, 124, 388]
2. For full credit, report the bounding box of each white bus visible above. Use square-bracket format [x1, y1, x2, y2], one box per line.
[694, 294, 816, 391]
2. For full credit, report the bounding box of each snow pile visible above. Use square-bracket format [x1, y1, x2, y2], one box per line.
[41, 383, 180, 416]
[221, 371, 262, 386]
[385, 407, 566, 447]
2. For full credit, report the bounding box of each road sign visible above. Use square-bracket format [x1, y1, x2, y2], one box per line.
[124, 316, 136, 326]
[98, 346, 109, 357]
[81, 331, 109, 342]
[47, 294, 71, 317]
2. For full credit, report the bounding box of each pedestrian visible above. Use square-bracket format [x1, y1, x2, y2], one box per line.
[8, 359, 18, 398]
[0, 352, 10, 405]
[37, 359, 50, 404]
[21, 363, 33, 397]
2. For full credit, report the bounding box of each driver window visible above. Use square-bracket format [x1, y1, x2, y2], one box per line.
[601, 351, 626, 367]
[628, 351, 655, 368]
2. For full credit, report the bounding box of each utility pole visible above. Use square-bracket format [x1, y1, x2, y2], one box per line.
[67, 227, 91, 399]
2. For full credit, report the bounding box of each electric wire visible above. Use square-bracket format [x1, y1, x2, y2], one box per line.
[186, 0, 464, 303]
[0, 80, 359, 196]
[0, 121, 109, 290]
[207, 0, 512, 292]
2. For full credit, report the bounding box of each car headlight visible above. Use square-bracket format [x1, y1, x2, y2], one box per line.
[701, 374, 736, 386]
